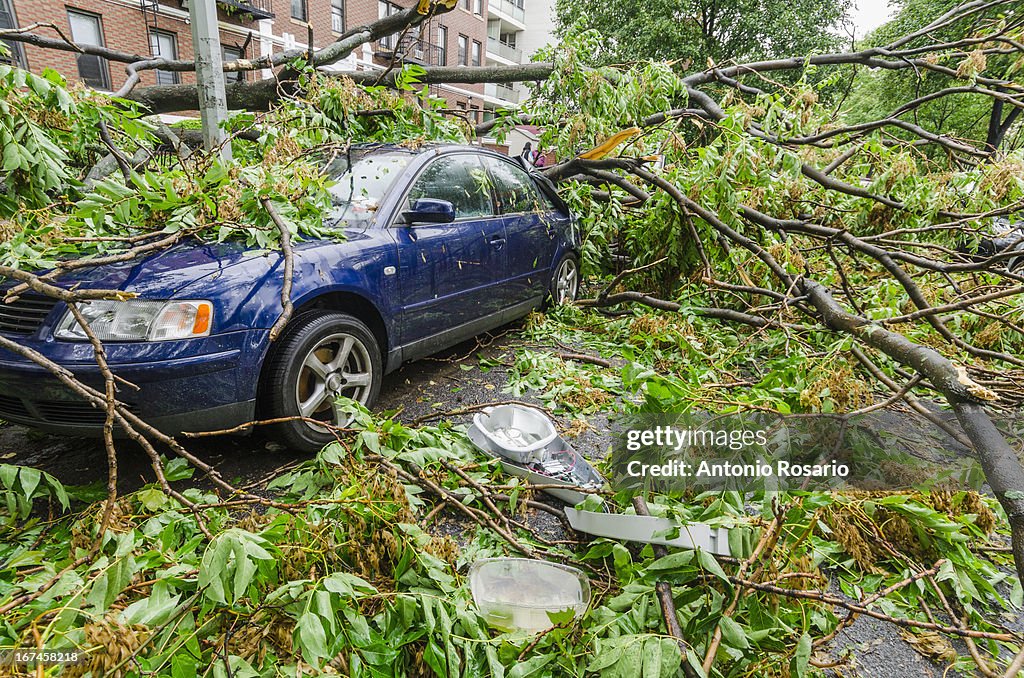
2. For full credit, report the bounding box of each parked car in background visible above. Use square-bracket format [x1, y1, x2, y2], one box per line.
[963, 216, 1024, 271]
[0, 144, 579, 452]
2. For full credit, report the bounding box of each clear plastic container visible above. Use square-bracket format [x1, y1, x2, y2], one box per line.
[469, 558, 591, 634]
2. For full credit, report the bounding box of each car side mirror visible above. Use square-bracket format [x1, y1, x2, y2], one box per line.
[402, 198, 456, 224]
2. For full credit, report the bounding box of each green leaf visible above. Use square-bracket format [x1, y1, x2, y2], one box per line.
[164, 457, 195, 482]
[696, 549, 728, 581]
[641, 637, 663, 678]
[296, 612, 329, 666]
[508, 654, 553, 678]
[717, 616, 750, 649]
[2, 143, 21, 172]
[323, 571, 377, 597]
[646, 550, 694, 572]
[791, 632, 811, 678]
[546, 608, 577, 626]
[19, 467, 41, 500]
[137, 487, 168, 511]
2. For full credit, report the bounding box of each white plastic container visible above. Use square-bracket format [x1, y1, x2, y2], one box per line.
[472, 405, 558, 463]
[469, 558, 591, 634]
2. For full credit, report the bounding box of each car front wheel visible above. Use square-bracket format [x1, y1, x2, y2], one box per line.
[549, 253, 579, 306]
[261, 312, 382, 452]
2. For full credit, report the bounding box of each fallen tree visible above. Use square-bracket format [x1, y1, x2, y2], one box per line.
[2, 0, 1024, 674]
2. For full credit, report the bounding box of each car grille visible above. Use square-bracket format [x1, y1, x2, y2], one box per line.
[0, 296, 59, 335]
[0, 394, 31, 420]
[0, 395, 126, 427]
[34, 400, 109, 426]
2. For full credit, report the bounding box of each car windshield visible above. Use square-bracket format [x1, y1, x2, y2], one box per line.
[324, 151, 413, 225]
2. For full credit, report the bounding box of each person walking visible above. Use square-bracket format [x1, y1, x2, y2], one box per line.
[520, 141, 535, 166]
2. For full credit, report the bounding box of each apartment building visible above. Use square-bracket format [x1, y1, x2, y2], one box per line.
[516, 0, 552, 61]
[0, 0, 521, 118]
[481, 0, 522, 117]
[0, 0, 268, 90]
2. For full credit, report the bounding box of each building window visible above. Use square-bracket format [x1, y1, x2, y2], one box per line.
[331, 0, 344, 33]
[458, 34, 468, 66]
[0, 0, 25, 68]
[223, 45, 245, 83]
[436, 25, 447, 66]
[67, 9, 110, 90]
[379, 0, 400, 48]
[149, 30, 179, 85]
[291, 0, 306, 21]
[461, 0, 470, 10]
[471, 39, 481, 67]
[473, 0, 482, 14]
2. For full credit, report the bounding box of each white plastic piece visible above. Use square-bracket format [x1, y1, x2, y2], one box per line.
[469, 558, 591, 634]
[564, 508, 732, 556]
[472, 405, 559, 463]
[466, 422, 605, 506]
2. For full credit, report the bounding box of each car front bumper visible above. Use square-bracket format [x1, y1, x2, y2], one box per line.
[0, 329, 268, 436]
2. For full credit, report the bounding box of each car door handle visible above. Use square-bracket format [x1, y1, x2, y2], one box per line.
[489, 235, 506, 248]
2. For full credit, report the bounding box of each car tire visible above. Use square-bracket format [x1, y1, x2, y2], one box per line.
[547, 252, 580, 307]
[261, 312, 382, 453]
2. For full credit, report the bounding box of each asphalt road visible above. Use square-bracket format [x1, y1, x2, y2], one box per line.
[0, 322, 991, 676]
[0, 325, 532, 495]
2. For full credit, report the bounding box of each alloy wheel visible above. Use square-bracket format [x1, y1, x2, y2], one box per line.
[554, 257, 579, 305]
[294, 332, 373, 430]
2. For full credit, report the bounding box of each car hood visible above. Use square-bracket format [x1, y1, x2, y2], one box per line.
[28, 240, 259, 298]
[15, 229, 381, 299]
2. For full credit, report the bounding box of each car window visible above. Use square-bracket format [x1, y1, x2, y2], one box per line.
[325, 152, 413, 225]
[483, 157, 544, 214]
[407, 155, 495, 220]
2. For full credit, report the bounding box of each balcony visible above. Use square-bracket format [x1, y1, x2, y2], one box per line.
[485, 81, 520, 104]
[375, 35, 445, 67]
[193, 0, 274, 20]
[486, 36, 521, 62]
[490, 0, 525, 24]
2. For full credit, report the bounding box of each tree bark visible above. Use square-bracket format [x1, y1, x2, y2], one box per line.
[803, 280, 1024, 582]
[125, 63, 558, 114]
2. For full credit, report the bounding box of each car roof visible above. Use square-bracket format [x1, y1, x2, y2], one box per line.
[344, 142, 513, 161]
[328, 142, 570, 213]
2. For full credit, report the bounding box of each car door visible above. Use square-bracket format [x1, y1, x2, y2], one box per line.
[393, 153, 508, 348]
[481, 156, 557, 305]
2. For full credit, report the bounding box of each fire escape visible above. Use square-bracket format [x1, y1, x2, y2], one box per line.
[140, 0, 160, 50]
[375, 21, 445, 98]
[140, 0, 275, 31]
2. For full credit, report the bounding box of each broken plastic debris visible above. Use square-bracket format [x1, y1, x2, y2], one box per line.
[469, 558, 590, 634]
[467, 405, 605, 505]
[472, 405, 558, 463]
[564, 507, 732, 556]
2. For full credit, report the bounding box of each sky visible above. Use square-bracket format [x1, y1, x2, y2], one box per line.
[850, 0, 896, 38]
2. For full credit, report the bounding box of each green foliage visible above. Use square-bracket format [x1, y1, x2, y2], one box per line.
[0, 64, 471, 270]
[0, 395, 1014, 676]
[0, 463, 69, 522]
[845, 0, 1024, 151]
[554, 0, 850, 68]
[516, 43, 1024, 365]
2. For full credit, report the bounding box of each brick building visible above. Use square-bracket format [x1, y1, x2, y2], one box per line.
[0, 0, 526, 117]
[0, 0, 270, 90]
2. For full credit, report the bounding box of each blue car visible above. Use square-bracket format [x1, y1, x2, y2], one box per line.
[0, 144, 579, 451]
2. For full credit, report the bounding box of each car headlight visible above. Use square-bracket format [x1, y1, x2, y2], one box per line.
[54, 300, 213, 342]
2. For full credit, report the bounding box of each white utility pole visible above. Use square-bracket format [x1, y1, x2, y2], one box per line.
[188, 0, 232, 161]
